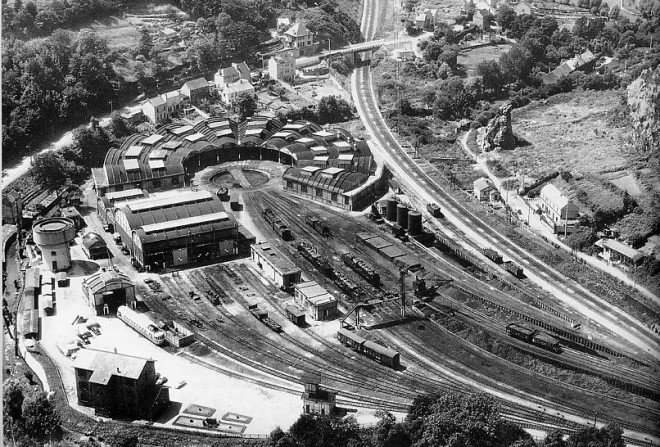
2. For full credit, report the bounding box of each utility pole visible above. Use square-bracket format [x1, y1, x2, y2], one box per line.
[400, 269, 406, 317]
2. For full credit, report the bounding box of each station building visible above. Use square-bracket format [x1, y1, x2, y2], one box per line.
[112, 189, 254, 270]
[294, 281, 338, 321]
[73, 348, 170, 420]
[251, 242, 301, 289]
[82, 269, 136, 315]
[539, 184, 580, 235]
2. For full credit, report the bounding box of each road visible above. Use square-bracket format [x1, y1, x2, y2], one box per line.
[351, 0, 659, 361]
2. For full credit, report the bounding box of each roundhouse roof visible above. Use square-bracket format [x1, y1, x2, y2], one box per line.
[283, 167, 369, 193]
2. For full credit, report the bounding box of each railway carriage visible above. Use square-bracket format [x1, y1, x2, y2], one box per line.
[117, 305, 166, 346]
[337, 328, 400, 368]
[532, 332, 562, 353]
[506, 323, 562, 353]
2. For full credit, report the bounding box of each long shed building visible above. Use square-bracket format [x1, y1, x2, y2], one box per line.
[113, 189, 254, 270]
[251, 242, 301, 289]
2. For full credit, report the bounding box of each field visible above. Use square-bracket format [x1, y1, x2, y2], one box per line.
[501, 89, 636, 179]
[458, 45, 512, 77]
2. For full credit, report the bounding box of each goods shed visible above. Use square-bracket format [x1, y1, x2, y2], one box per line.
[282, 167, 370, 211]
[251, 242, 301, 289]
[82, 269, 136, 316]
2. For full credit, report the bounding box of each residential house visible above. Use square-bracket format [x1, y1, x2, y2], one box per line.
[393, 49, 416, 61]
[473, 9, 491, 30]
[415, 12, 430, 28]
[284, 22, 315, 56]
[539, 184, 580, 234]
[180, 77, 210, 104]
[161, 90, 183, 116]
[221, 79, 255, 107]
[473, 177, 499, 202]
[269, 50, 296, 82]
[513, 1, 532, 15]
[142, 96, 168, 125]
[595, 239, 645, 267]
[73, 348, 170, 420]
[542, 50, 597, 85]
[214, 62, 250, 90]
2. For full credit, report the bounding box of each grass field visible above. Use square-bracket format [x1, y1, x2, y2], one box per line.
[458, 44, 512, 77]
[501, 89, 635, 179]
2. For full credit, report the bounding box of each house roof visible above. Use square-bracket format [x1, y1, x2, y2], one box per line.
[147, 96, 166, 107]
[73, 349, 152, 384]
[540, 184, 577, 211]
[220, 66, 240, 79]
[596, 238, 644, 261]
[224, 79, 254, 94]
[82, 232, 107, 251]
[233, 61, 250, 77]
[183, 77, 209, 91]
[285, 22, 312, 37]
[473, 177, 494, 192]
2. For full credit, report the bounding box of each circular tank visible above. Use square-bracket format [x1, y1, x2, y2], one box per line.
[386, 198, 398, 221]
[378, 199, 389, 214]
[396, 204, 409, 229]
[408, 211, 423, 236]
[33, 217, 76, 272]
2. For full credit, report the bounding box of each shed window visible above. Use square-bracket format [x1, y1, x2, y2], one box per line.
[301, 185, 308, 193]
[316, 188, 322, 197]
[331, 193, 338, 202]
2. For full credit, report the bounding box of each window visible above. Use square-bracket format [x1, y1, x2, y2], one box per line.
[51, 251, 56, 256]
[301, 185, 308, 193]
[331, 193, 338, 202]
[287, 181, 294, 189]
[344, 197, 349, 205]
[316, 188, 323, 197]
[172, 176, 179, 185]
[153, 178, 161, 189]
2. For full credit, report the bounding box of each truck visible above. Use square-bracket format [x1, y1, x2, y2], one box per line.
[427, 203, 442, 218]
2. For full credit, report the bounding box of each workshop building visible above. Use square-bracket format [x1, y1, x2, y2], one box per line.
[251, 242, 301, 289]
[82, 269, 136, 315]
[73, 348, 170, 420]
[294, 281, 338, 321]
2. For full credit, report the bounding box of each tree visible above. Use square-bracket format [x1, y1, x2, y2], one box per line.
[109, 432, 139, 447]
[137, 28, 153, 58]
[21, 391, 61, 441]
[287, 414, 361, 447]
[318, 95, 352, 124]
[477, 60, 505, 93]
[500, 44, 534, 82]
[32, 152, 70, 191]
[496, 3, 517, 31]
[567, 424, 624, 447]
[3, 379, 25, 421]
[236, 93, 257, 121]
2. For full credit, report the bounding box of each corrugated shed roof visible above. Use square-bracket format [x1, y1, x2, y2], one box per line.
[82, 232, 107, 250]
[82, 270, 133, 294]
[284, 167, 369, 193]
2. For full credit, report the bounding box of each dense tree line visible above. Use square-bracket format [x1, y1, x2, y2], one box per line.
[3, 378, 62, 445]
[278, 95, 353, 125]
[268, 391, 627, 447]
[2, 30, 124, 164]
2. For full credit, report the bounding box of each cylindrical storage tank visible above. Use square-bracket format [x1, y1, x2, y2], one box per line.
[378, 199, 389, 215]
[386, 197, 398, 221]
[408, 211, 423, 236]
[32, 217, 76, 272]
[397, 204, 409, 229]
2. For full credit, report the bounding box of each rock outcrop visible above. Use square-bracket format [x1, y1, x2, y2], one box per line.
[481, 102, 515, 152]
[627, 67, 659, 152]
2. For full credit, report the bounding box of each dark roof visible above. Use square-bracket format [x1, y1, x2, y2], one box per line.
[82, 232, 107, 250]
[73, 349, 152, 384]
[182, 77, 209, 92]
[283, 167, 369, 193]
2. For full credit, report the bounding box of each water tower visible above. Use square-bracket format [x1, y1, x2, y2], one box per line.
[32, 217, 76, 271]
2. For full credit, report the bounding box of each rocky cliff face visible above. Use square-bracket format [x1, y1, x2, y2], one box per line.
[481, 102, 515, 152]
[627, 67, 659, 152]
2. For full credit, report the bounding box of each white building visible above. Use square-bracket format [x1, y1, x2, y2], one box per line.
[142, 96, 168, 125]
[539, 184, 580, 234]
[221, 79, 255, 107]
[251, 242, 301, 289]
[268, 51, 296, 82]
[214, 62, 250, 90]
[294, 281, 338, 321]
[284, 22, 315, 56]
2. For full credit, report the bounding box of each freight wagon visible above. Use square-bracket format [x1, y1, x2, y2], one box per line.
[337, 328, 400, 368]
[427, 203, 442, 218]
[262, 208, 293, 241]
[506, 323, 561, 353]
[503, 261, 524, 278]
[248, 304, 282, 332]
[297, 242, 335, 278]
[482, 248, 503, 264]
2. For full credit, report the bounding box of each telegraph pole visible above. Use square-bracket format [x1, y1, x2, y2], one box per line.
[400, 269, 406, 317]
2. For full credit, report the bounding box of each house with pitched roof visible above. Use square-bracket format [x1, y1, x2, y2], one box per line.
[269, 50, 296, 82]
[142, 96, 168, 125]
[539, 184, 580, 234]
[73, 348, 170, 420]
[180, 77, 210, 103]
[284, 22, 315, 55]
[542, 50, 597, 85]
[221, 78, 255, 107]
[473, 177, 500, 202]
[214, 62, 251, 90]
[594, 238, 645, 267]
[514, 1, 533, 15]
